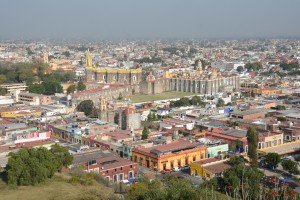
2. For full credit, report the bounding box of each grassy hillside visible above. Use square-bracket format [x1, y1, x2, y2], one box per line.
[0, 173, 118, 200]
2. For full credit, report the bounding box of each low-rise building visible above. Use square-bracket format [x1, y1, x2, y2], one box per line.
[190, 158, 231, 179]
[230, 109, 265, 120]
[0, 83, 27, 96]
[132, 139, 206, 171]
[0, 106, 42, 118]
[18, 92, 51, 105]
[73, 151, 138, 183]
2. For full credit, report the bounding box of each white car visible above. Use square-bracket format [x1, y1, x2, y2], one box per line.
[172, 167, 180, 172]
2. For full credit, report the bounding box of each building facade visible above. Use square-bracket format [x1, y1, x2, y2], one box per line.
[85, 52, 241, 96]
[132, 139, 206, 171]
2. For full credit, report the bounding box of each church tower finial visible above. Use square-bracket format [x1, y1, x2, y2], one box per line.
[86, 49, 93, 68]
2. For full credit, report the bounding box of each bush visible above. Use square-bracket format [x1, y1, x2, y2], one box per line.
[68, 176, 80, 185]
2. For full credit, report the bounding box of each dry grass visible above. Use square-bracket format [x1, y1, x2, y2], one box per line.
[0, 173, 117, 200]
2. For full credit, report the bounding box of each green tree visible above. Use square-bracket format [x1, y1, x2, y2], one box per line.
[27, 83, 46, 94]
[276, 105, 286, 110]
[277, 116, 287, 122]
[245, 62, 263, 71]
[5, 146, 72, 186]
[216, 98, 225, 107]
[0, 87, 7, 95]
[0, 74, 7, 83]
[265, 153, 281, 169]
[77, 81, 86, 91]
[221, 163, 264, 199]
[147, 112, 153, 122]
[281, 160, 299, 175]
[246, 127, 259, 167]
[152, 112, 157, 121]
[250, 90, 255, 97]
[77, 100, 94, 116]
[67, 84, 76, 94]
[179, 97, 190, 106]
[237, 66, 244, 73]
[142, 126, 149, 140]
[42, 81, 63, 95]
[117, 93, 123, 100]
[295, 155, 300, 162]
[62, 51, 71, 57]
[50, 144, 73, 172]
[61, 72, 76, 82]
[190, 96, 202, 106]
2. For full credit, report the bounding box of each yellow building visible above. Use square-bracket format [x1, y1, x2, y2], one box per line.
[0, 107, 42, 118]
[190, 158, 231, 179]
[132, 139, 206, 171]
[263, 132, 283, 148]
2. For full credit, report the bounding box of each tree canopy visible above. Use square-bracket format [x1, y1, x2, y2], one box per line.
[5, 145, 73, 186]
[170, 96, 206, 108]
[247, 127, 259, 167]
[142, 126, 149, 140]
[265, 152, 281, 169]
[245, 62, 262, 71]
[281, 160, 299, 175]
[67, 84, 76, 94]
[237, 66, 244, 73]
[216, 98, 225, 107]
[77, 81, 86, 91]
[76, 100, 94, 116]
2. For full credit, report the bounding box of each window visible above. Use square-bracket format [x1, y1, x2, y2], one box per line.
[129, 171, 134, 178]
[115, 168, 117, 172]
[113, 174, 118, 183]
[130, 165, 133, 168]
[113, 75, 117, 80]
[119, 174, 124, 181]
[103, 75, 106, 80]
[106, 170, 108, 174]
[178, 160, 181, 167]
[120, 167, 123, 171]
[196, 83, 199, 88]
[193, 156, 196, 161]
[133, 76, 136, 81]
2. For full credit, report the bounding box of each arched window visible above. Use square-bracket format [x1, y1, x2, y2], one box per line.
[129, 171, 134, 178]
[119, 174, 124, 181]
[103, 75, 106, 80]
[113, 174, 118, 182]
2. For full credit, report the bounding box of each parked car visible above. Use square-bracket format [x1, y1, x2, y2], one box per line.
[172, 167, 180, 172]
[181, 165, 190, 170]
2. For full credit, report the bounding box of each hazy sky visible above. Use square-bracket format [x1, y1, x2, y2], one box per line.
[1, 0, 300, 39]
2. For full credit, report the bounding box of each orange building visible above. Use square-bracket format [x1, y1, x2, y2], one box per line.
[132, 139, 206, 171]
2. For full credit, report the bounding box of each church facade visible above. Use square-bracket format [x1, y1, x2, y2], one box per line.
[85, 50, 240, 96]
[139, 61, 240, 95]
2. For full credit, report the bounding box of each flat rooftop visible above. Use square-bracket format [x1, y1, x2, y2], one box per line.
[137, 139, 203, 155]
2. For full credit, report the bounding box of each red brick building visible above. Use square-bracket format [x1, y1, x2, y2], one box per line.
[73, 151, 138, 183]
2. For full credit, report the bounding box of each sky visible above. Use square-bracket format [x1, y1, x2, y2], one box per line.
[0, 0, 300, 40]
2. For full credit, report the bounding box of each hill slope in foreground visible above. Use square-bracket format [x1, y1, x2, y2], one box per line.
[0, 173, 117, 200]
